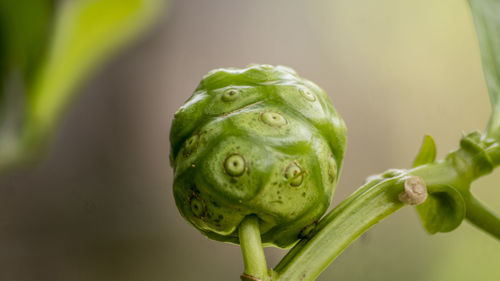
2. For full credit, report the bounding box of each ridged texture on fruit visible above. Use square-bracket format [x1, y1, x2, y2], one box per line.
[170, 64, 347, 248]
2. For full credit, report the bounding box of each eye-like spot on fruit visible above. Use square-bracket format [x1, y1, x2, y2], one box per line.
[298, 221, 318, 239]
[260, 111, 287, 127]
[222, 88, 240, 102]
[224, 154, 246, 177]
[183, 133, 201, 157]
[189, 194, 206, 218]
[299, 87, 316, 101]
[328, 154, 337, 183]
[285, 162, 304, 187]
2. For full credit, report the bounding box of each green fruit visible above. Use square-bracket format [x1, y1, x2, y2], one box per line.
[170, 64, 347, 248]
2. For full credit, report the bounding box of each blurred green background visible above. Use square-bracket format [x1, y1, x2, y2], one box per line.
[1, 0, 499, 280]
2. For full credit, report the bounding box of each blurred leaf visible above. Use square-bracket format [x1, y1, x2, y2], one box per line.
[0, 0, 165, 172]
[0, 0, 53, 171]
[0, 0, 52, 81]
[468, 0, 500, 140]
[0, 0, 52, 112]
[416, 185, 466, 234]
[412, 134, 436, 168]
[26, 0, 164, 142]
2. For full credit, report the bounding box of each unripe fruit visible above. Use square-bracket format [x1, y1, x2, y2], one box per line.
[170, 64, 347, 248]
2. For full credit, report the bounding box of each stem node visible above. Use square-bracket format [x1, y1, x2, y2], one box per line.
[399, 176, 427, 205]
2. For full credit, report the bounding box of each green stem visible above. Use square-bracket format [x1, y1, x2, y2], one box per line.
[464, 192, 500, 240]
[274, 177, 405, 281]
[273, 174, 397, 272]
[239, 215, 269, 281]
[271, 133, 500, 281]
[485, 143, 500, 166]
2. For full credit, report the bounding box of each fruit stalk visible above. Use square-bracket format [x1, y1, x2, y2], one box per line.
[239, 215, 270, 281]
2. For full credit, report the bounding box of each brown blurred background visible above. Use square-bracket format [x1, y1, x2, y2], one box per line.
[1, 0, 499, 280]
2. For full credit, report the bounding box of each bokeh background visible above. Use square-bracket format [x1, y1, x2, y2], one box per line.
[1, 0, 500, 280]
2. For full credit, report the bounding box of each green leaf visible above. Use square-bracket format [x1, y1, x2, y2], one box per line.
[0, 0, 52, 81]
[0, 0, 166, 172]
[416, 185, 466, 234]
[412, 134, 436, 168]
[25, 0, 165, 143]
[0, 0, 53, 172]
[0, 0, 52, 118]
[468, 0, 500, 140]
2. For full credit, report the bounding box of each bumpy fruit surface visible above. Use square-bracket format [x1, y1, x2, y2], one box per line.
[170, 64, 347, 248]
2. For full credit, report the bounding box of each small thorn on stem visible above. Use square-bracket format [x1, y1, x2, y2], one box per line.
[399, 176, 427, 205]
